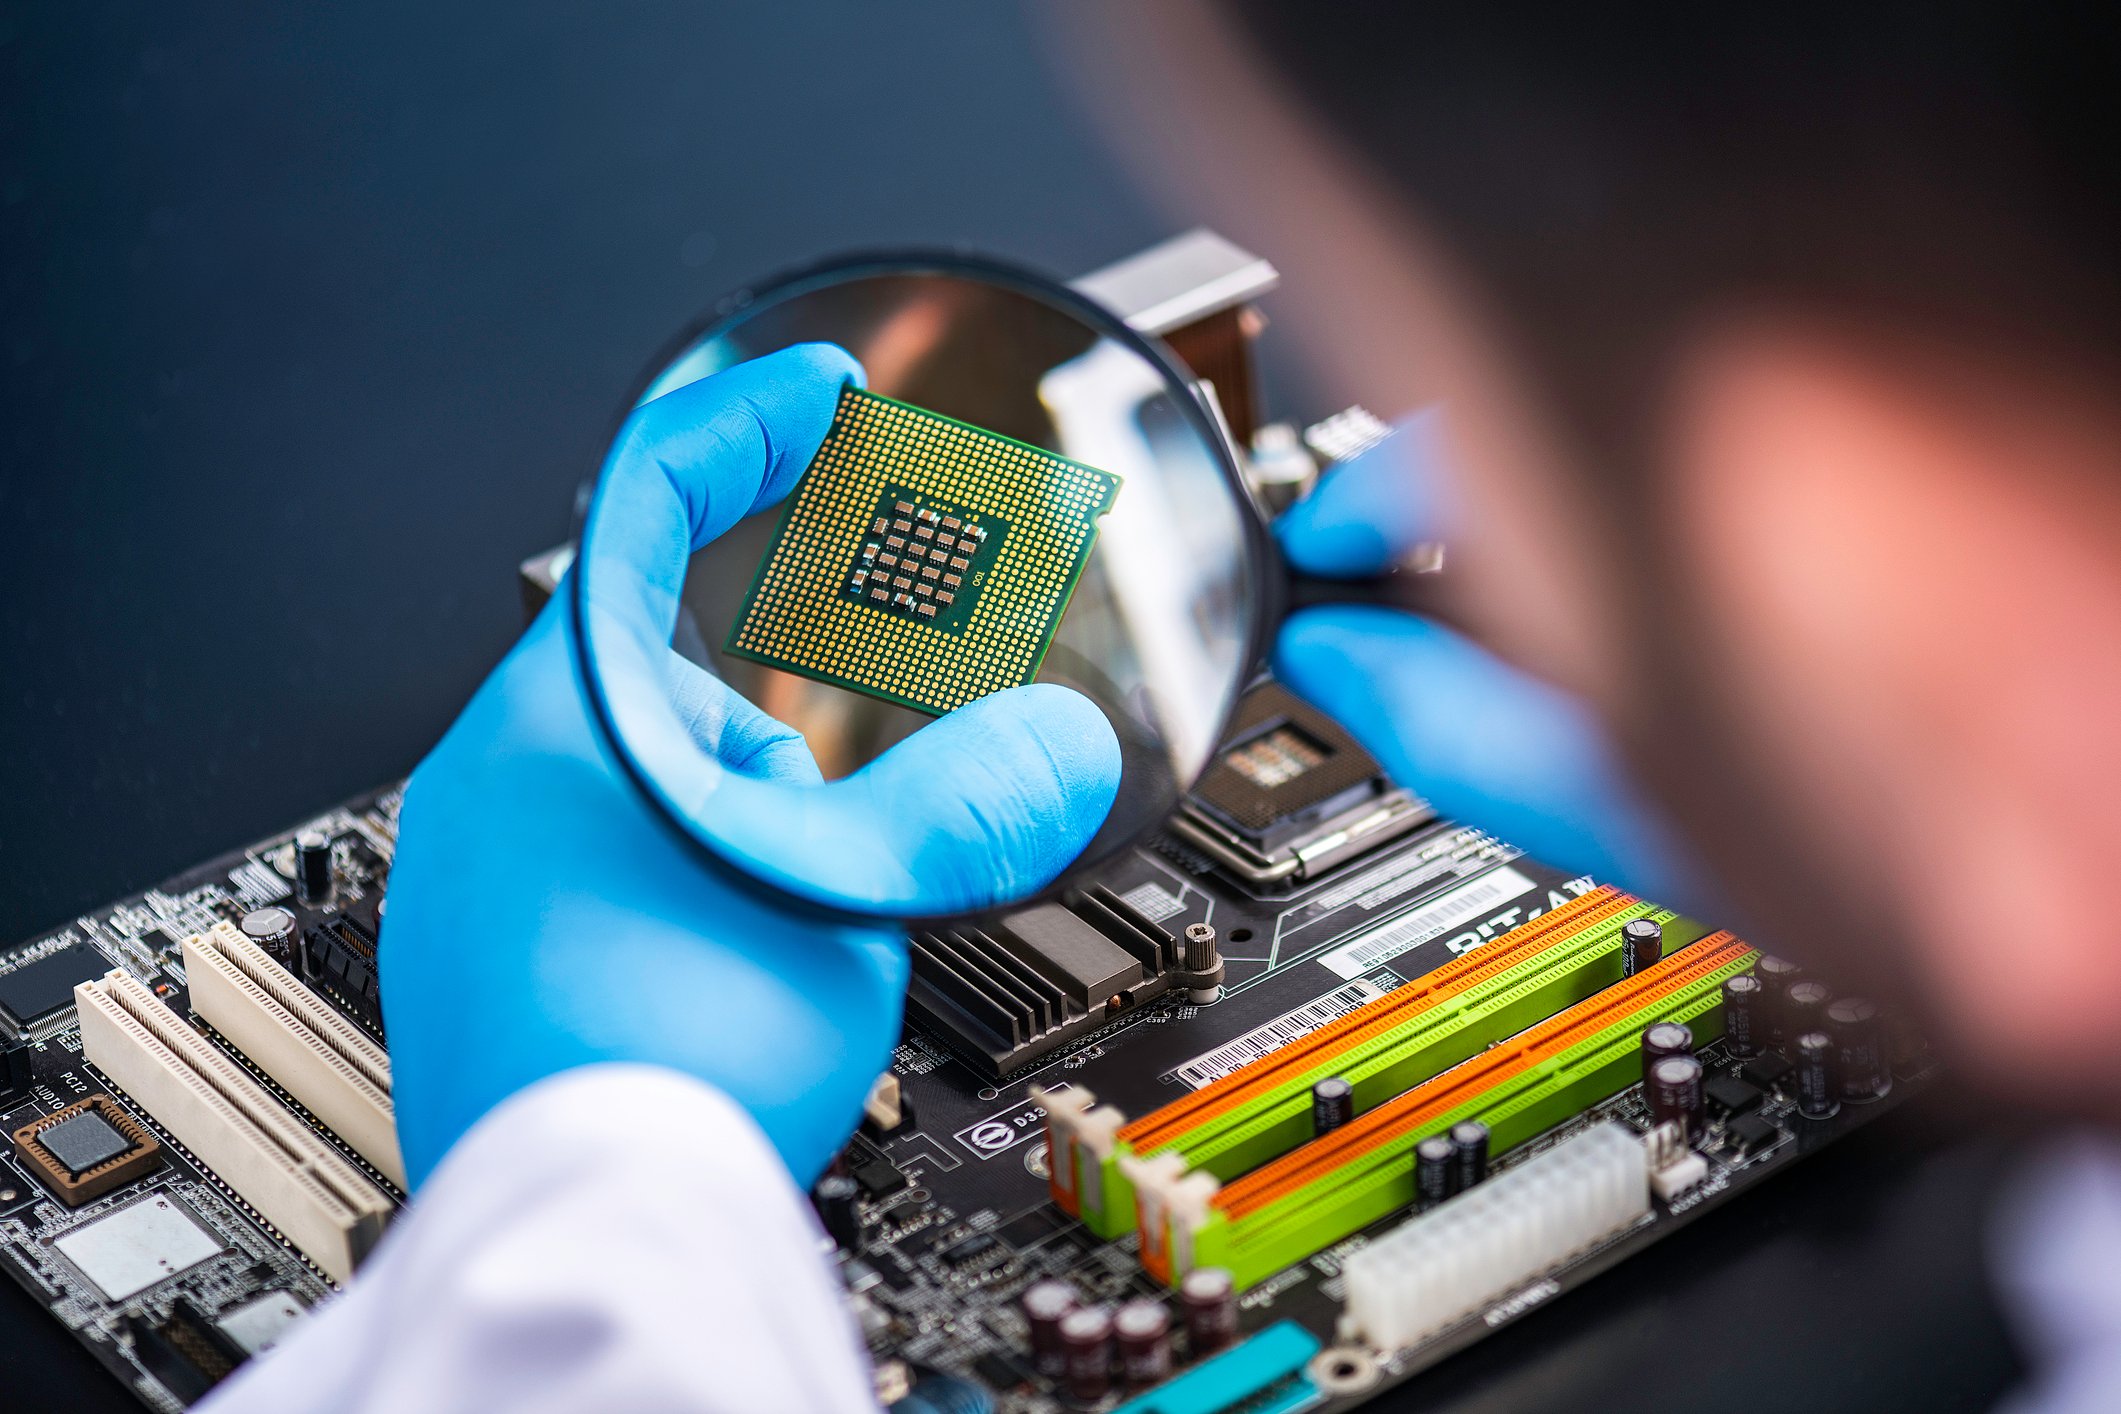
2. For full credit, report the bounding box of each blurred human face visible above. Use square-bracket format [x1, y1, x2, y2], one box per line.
[1047, 1, 2121, 1118]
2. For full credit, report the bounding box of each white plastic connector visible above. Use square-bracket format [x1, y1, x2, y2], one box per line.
[1118, 1150, 1221, 1278]
[1344, 1121, 1649, 1349]
[75, 970, 391, 1282]
[1033, 1085, 1127, 1214]
[183, 923, 404, 1188]
[1644, 1119, 1708, 1201]
[863, 1071, 905, 1134]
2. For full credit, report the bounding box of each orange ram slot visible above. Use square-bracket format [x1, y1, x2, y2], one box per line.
[1118, 885, 1636, 1154]
[1215, 932, 1751, 1222]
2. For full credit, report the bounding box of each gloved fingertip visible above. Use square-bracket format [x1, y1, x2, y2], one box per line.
[1274, 505, 1404, 578]
[988, 682, 1125, 809]
[1275, 410, 1449, 577]
[866, 684, 1121, 904]
[1274, 604, 1442, 678]
[768, 340, 866, 391]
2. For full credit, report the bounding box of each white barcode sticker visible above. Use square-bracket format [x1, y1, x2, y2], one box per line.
[1166, 978, 1393, 1089]
[1315, 866, 1539, 981]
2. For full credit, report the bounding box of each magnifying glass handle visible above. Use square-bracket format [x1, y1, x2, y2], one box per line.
[1282, 542, 1451, 618]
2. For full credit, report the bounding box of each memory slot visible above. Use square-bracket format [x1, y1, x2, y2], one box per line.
[1044, 886, 1702, 1238]
[1137, 934, 1755, 1287]
[183, 922, 404, 1188]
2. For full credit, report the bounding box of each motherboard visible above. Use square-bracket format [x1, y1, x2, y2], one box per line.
[0, 678, 1932, 1413]
[0, 232, 1933, 1411]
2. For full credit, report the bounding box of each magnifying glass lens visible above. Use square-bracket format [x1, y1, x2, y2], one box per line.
[575, 258, 1265, 919]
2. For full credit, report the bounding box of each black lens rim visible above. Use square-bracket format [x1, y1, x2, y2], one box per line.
[569, 247, 1279, 926]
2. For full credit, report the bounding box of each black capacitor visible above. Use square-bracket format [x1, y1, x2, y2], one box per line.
[1448, 1120, 1491, 1191]
[1311, 1077, 1354, 1137]
[239, 905, 300, 961]
[1114, 1299, 1173, 1388]
[1640, 1021, 1694, 1086]
[1620, 917, 1664, 978]
[1722, 973, 1765, 1057]
[1755, 955, 1805, 1044]
[1795, 1031, 1840, 1119]
[1648, 1054, 1706, 1139]
[1059, 1305, 1115, 1401]
[1784, 979, 1834, 1043]
[1414, 1134, 1457, 1210]
[1022, 1280, 1077, 1379]
[1828, 997, 1892, 1102]
[812, 1174, 860, 1254]
[293, 831, 334, 906]
[1179, 1267, 1239, 1357]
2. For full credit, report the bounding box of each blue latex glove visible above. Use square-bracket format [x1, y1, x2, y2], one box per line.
[1274, 412, 1699, 908]
[382, 345, 1122, 1189]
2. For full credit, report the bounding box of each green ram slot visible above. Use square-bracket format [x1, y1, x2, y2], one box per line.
[1082, 901, 1698, 1238]
[1175, 904, 1701, 1182]
[1193, 947, 1752, 1288]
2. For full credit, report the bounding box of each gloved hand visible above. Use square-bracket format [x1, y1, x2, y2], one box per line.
[1273, 411, 1699, 908]
[382, 345, 1122, 1189]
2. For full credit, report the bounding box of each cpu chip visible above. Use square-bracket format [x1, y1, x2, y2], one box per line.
[725, 388, 1122, 714]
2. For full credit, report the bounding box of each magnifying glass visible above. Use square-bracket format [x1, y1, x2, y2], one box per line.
[571, 251, 1439, 925]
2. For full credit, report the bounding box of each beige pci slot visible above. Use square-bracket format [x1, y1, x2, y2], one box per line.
[182, 922, 405, 1189]
[74, 970, 391, 1282]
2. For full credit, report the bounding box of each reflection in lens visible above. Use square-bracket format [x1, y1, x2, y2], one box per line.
[584, 257, 1261, 915]
[1039, 337, 1241, 781]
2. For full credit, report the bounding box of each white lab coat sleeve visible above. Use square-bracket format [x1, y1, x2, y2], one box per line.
[200, 1063, 880, 1414]
[1989, 1130, 2121, 1414]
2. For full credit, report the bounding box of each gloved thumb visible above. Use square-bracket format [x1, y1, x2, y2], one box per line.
[840, 684, 1123, 911]
[1276, 410, 1453, 577]
[1276, 605, 1699, 908]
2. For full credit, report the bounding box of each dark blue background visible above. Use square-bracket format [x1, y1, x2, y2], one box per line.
[0, 8, 2021, 1413]
[0, 2, 1216, 945]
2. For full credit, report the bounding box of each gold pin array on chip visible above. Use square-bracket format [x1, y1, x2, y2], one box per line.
[723, 386, 1123, 715]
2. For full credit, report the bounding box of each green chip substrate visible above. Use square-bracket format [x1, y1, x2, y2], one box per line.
[724, 388, 1123, 715]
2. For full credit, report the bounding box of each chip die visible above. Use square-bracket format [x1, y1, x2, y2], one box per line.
[39, 1109, 133, 1177]
[724, 388, 1122, 715]
[13, 1095, 164, 1206]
